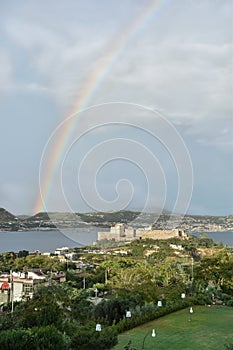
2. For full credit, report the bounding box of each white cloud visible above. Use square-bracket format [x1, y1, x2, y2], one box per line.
[2, 2, 129, 110]
[104, 41, 232, 111]
[2, 1, 232, 123]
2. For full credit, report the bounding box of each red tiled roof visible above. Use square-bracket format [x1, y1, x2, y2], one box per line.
[1, 282, 10, 289]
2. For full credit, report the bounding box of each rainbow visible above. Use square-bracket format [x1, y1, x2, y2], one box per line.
[34, 0, 167, 214]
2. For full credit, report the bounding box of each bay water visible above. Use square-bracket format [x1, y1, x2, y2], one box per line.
[0, 230, 232, 253]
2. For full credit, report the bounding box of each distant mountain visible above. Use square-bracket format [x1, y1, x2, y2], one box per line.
[0, 208, 18, 222]
[17, 215, 31, 220]
[26, 212, 52, 222]
[0, 207, 232, 231]
[78, 210, 141, 224]
[27, 210, 143, 224]
[0, 208, 21, 231]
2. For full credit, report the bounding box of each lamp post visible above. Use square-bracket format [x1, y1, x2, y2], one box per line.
[10, 270, 14, 313]
[141, 329, 156, 349]
[191, 257, 194, 295]
[191, 258, 194, 282]
[189, 306, 193, 322]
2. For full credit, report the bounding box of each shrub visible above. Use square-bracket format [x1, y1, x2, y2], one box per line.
[115, 298, 194, 334]
[0, 329, 33, 350]
[226, 299, 233, 307]
[31, 325, 70, 350]
[71, 324, 117, 350]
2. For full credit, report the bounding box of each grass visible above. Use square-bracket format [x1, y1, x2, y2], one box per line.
[112, 306, 233, 350]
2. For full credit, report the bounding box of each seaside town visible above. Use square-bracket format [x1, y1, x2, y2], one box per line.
[0, 207, 233, 232]
[1, 1, 232, 348]
[0, 219, 232, 349]
[0, 221, 231, 305]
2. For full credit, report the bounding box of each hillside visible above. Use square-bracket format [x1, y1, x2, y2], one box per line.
[0, 208, 20, 231]
[0, 208, 17, 221]
[78, 210, 140, 223]
[0, 207, 232, 232]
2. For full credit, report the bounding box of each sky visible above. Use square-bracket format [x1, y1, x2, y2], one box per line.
[0, 0, 232, 216]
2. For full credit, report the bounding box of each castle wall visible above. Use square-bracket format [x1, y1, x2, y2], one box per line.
[137, 229, 187, 240]
[98, 232, 120, 241]
[97, 226, 186, 242]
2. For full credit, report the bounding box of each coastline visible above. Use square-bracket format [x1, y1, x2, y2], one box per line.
[0, 230, 232, 253]
[1, 228, 233, 233]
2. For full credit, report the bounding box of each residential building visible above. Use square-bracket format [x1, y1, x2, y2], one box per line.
[0, 270, 46, 305]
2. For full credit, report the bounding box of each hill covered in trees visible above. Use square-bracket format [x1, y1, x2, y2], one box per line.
[0, 207, 232, 232]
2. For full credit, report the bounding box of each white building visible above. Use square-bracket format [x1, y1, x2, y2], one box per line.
[0, 272, 45, 304]
[54, 247, 70, 255]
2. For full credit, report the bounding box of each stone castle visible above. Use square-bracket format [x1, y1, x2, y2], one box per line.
[98, 223, 187, 242]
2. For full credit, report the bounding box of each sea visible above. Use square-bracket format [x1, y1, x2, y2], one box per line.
[0, 229, 232, 254]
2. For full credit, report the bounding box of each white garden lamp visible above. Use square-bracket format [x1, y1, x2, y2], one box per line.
[157, 300, 162, 307]
[126, 311, 131, 318]
[142, 329, 156, 349]
[189, 306, 193, 321]
[96, 323, 101, 331]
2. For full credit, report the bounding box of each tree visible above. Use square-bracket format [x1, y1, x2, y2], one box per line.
[14, 285, 67, 329]
[0, 251, 17, 271]
[195, 249, 233, 293]
[31, 325, 70, 350]
[18, 250, 29, 258]
[12, 254, 62, 271]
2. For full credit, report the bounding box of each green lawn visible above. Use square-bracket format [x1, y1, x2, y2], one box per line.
[112, 306, 233, 350]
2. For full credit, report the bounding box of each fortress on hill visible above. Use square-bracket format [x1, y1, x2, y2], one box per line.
[97, 223, 187, 242]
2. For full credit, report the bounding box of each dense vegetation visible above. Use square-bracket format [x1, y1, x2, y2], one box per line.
[0, 236, 232, 349]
